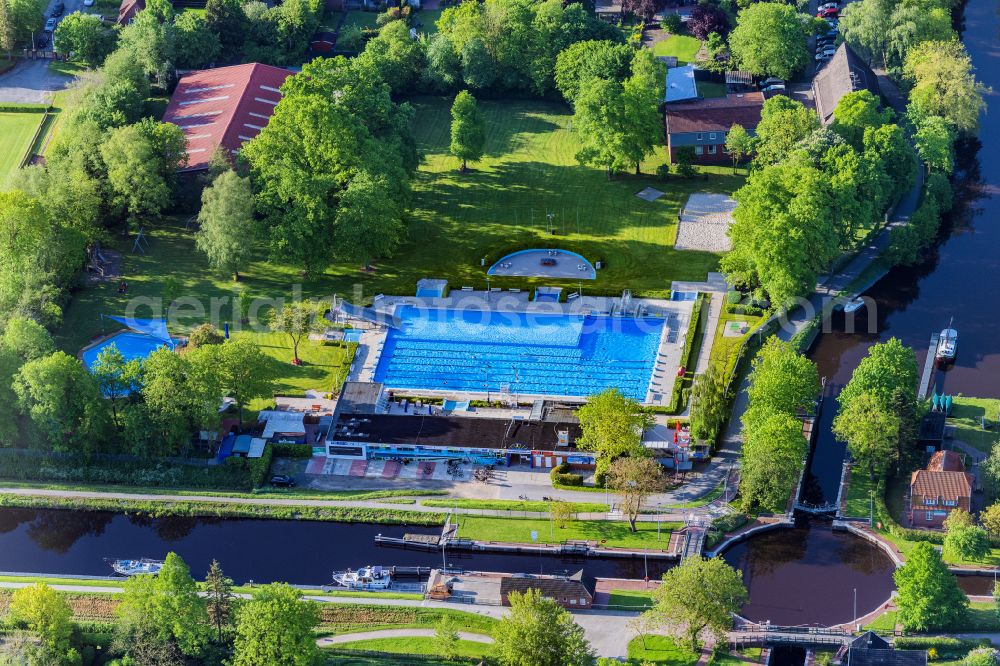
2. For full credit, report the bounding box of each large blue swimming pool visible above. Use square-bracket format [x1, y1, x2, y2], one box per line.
[373, 307, 665, 400]
[82, 332, 171, 370]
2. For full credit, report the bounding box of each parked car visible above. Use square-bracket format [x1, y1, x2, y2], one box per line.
[762, 84, 786, 93]
[817, 36, 837, 47]
[35, 34, 49, 48]
[44, 17, 57, 31]
[817, 7, 839, 18]
[50, 2, 64, 16]
[761, 77, 784, 87]
[818, 2, 838, 9]
[83, 0, 95, 6]
[269, 475, 296, 488]
[815, 48, 836, 61]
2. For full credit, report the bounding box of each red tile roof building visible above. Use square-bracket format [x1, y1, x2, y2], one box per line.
[664, 92, 764, 164]
[909, 451, 973, 528]
[161, 63, 292, 172]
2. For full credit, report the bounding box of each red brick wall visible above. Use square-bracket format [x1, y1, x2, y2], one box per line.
[667, 143, 730, 165]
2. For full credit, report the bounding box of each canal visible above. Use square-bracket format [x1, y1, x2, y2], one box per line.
[0, 508, 676, 585]
[727, 0, 1000, 627]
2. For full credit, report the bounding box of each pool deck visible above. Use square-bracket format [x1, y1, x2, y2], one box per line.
[342, 290, 693, 405]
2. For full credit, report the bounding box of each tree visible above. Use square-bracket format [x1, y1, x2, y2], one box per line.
[606, 456, 665, 532]
[435, 616, 460, 661]
[268, 300, 321, 366]
[1, 317, 54, 362]
[740, 411, 809, 512]
[576, 388, 654, 475]
[14, 351, 108, 453]
[728, 2, 810, 79]
[894, 541, 968, 632]
[674, 145, 697, 178]
[101, 119, 186, 226]
[981, 502, 1000, 539]
[554, 40, 633, 104]
[753, 95, 820, 165]
[117, 9, 175, 86]
[91, 343, 142, 427]
[204, 559, 235, 643]
[0, 0, 45, 54]
[231, 583, 320, 666]
[188, 323, 225, 348]
[140, 347, 220, 457]
[688, 5, 728, 39]
[689, 362, 727, 443]
[839, 0, 894, 66]
[838, 338, 918, 411]
[945, 522, 991, 563]
[621, 49, 666, 174]
[356, 19, 425, 94]
[173, 11, 221, 69]
[833, 391, 900, 479]
[724, 123, 755, 173]
[904, 40, 988, 135]
[331, 171, 407, 269]
[913, 114, 955, 174]
[831, 90, 891, 149]
[550, 500, 574, 529]
[9, 583, 73, 663]
[962, 649, 999, 666]
[645, 557, 747, 651]
[450, 90, 486, 171]
[422, 33, 462, 92]
[53, 11, 115, 67]
[116, 552, 211, 657]
[195, 169, 257, 280]
[492, 588, 593, 666]
[205, 0, 247, 56]
[742, 338, 820, 436]
[193, 337, 272, 424]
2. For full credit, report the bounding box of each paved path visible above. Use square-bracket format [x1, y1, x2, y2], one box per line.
[0, 59, 71, 104]
[317, 628, 494, 646]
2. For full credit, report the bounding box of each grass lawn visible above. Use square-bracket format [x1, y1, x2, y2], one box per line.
[319, 604, 496, 636]
[57, 97, 740, 374]
[342, 10, 379, 31]
[652, 35, 702, 63]
[697, 81, 728, 99]
[607, 589, 654, 610]
[707, 308, 765, 378]
[663, 480, 725, 508]
[863, 609, 897, 632]
[413, 8, 442, 35]
[325, 637, 491, 659]
[0, 111, 44, 181]
[864, 603, 1000, 633]
[844, 470, 875, 519]
[326, 655, 476, 666]
[421, 499, 608, 513]
[454, 515, 682, 548]
[628, 636, 700, 666]
[948, 396, 1000, 453]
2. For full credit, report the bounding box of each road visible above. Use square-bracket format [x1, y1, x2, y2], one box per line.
[0, 59, 71, 104]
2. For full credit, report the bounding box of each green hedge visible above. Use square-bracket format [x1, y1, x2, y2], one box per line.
[0, 103, 48, 113]
[225, 444, 275, 488]
[272, 443, 313, 459]
[725, 303, 765, 316]
[550, 463, 583, 487]
[895, 637, 989, 658]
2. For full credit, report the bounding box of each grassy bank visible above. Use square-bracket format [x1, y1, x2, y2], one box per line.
[421, 499, 608, 513]
[628, 635, 699, 666]
[948, 396, 1000, 453]
[318, 604, 496, 636]
[864, 602, 1000, 633]
[326, 637, 491, 660]
[454, 515, 682, 549]
[607, 589, 655, 609]
[0, 493, 445, 526]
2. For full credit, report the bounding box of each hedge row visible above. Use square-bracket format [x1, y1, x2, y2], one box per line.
[0, 103, 47, 113]
[725, 303, 765, 317]
[272, 443, 313, 459]
[895, 637, 990, 658]
[550, 463, 583, 487]
[225, 444, 275, 488]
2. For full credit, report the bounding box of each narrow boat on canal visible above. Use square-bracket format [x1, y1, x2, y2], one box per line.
[108, 558, 164, 576]
[935, 320, 958, 365]
[332, 565, 393, 590]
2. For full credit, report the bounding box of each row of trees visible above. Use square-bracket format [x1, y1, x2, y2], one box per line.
[721, 93, 916, 306]
[0, 0, 45, 53]
[739, 339, 820, 512]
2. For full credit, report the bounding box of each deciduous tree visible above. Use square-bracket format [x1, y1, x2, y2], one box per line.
[753, 95, 820, 165]
[231, 583, 320, 666]
[492, 588, 593, 666]
[833, 391, 900, 479]
[742, 338, 820, 436]
[645, 557, 747, 651]
[196, 169, 257, 280]
[904, 40, 988, 134]
[689, 361, 728, 443]
[576, 388, 654, 475]
[554, 40, 633, 104]
[837, 338, 918, 411]
[9, 583, 73, 664]
[728, 2, 810, 79]
[944, 521, 991, 563]
[607, 456, 665, 532]
[53, 11, 116, 66]
[724, 123, 755, 173]
[741, 411, 808, 512]
[450, 90, 486, 171]
[91, 343, 142, 428]
[981, 502, 1000, 539]
[268, 300, 321, 366]
[831, 90, 892, 149]
[894, 541, 968, 631]
[689, 4, 729, 39]
[913, 114, 955, 174]
[173, 11, 221, 69]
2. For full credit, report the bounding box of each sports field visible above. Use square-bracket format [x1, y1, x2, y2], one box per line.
[0, 112, 43, 181]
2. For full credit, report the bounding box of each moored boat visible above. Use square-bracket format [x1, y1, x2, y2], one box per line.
[935, 320, 958, 364]
[843, 297, 866, 313]
[109, 558, 164, 576]
[332, 565, 393, 590]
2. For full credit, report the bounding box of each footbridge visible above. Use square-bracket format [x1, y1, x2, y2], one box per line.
[729, 623, 853, 649]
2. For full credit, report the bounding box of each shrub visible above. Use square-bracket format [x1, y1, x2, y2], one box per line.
[725, 303, 765, 316]
[188, 323, 224, 347]
[674, 146, 698, 178]
[725, 290, 742, 305]
[895, 638, 990, 659]
[660, 13, 684, 33]
[656, 163, 670, 181]
[550, 463, 583, 487]
[272, 443, 313, 459]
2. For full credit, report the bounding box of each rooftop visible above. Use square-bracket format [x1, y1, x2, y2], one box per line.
[813, 43, 881, 124]
[161, 63, 292, 172]
[910, 468, 973, 500]
[337, 381, 385, 416]
[329, 413, 582, 452]
[927, 450, 965, 473]
[665, 64, 699, 103]
[665, 92, 765, 135]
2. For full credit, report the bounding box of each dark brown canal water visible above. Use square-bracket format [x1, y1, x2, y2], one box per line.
[723, 0, 999, 626]
[0, 508, 676, 585]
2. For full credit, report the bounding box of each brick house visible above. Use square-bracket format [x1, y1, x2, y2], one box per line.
[909, 450, 973, 527]
[499, 572, 593, 610]
[664, 92, 764, 164]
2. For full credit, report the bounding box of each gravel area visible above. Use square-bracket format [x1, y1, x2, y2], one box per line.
[674, 192, 736, 252]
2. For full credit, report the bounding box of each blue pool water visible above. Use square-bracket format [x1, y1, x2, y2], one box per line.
[81, 332, 171, 370]
[373, 307, 665, 400]
[343, 329, 364, 343]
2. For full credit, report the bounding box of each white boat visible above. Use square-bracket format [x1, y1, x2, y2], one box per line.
[332, 565, 393, 590]
[109, 558, 164, 576]
[935, 320, 958, 364]
[843, 297, 866, 313]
